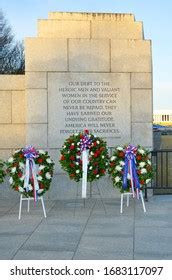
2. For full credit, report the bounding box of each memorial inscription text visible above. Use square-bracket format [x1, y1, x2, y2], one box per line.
[59, 80, 120, 135]
[48, 73, 131, 147]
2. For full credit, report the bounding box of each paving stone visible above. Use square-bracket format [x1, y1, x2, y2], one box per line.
[13, 249, 74, 260]
[0, 196, 172, 260]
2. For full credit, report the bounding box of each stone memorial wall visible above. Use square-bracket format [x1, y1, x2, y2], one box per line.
[0, 12, 153, 198]
[25, 12, 152, 152]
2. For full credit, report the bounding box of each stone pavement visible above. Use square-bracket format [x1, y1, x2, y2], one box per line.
[0, 189, 172, 260]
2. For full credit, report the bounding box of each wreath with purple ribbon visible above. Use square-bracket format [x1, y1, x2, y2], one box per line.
[108, 144, 154, 193]
[59, 130, 109, 182]
[7, 147, 54, 198]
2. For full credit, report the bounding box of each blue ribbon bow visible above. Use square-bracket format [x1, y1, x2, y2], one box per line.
[23, 146, 38, 159]
[80, 133, 92, 152]
[22, 146, 39, 202]
[122, 145, 140, 194]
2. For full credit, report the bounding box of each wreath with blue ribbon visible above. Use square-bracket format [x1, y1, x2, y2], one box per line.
[7, 147, 54, 199]
[108, 144, 154, 194]
[59, 130, 109, 182]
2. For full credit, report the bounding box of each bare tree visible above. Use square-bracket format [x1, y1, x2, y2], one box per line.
[0, 9, 25, 74]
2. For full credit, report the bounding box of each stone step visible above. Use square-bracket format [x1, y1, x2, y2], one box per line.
[48, 12, 135, 22]
[37, 19, 143, 40]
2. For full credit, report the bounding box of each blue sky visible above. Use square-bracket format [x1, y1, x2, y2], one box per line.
[1, 0, 172, 110]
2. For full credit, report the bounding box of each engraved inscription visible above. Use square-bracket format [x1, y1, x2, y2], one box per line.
[48, 73, 131, 147]
[59, 81, 120, 135]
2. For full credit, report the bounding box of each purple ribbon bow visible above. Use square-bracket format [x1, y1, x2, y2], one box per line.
[80, 133, 92, 152]
[122, 145, 140, 198]
[23, 146, 38, 159]
[22, 146, 39, 203]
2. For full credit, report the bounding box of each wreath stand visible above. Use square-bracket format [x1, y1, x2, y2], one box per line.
[74, 181, 107, 215]
[120, 190, 146, 214]
[18, 194, 47, 220]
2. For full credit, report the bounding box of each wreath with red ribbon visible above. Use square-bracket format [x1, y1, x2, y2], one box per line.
[7, 147, 54, 198]
[59, 130, 109, 182]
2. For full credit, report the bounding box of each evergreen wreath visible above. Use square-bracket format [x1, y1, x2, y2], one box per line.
[7, 147, 54, 198]
[108, 145, 154, 192]
[60, 130, 109, 182]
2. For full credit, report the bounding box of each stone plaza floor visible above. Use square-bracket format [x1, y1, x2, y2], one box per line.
[0, 190, 172, 260]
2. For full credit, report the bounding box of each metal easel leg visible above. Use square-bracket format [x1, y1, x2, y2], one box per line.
[18, 194, 23, 220]
[120, 193, 124, 214]
[41, 197, 47, 218]
[27, 198, 30, 212]
[127, 193, 130, 207]
[140, 190, 146, 213]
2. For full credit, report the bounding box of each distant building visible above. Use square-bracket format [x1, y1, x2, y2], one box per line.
[154, 110, 172, 126]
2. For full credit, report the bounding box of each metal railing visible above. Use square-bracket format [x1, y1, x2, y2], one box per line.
[108, 147, 172, 200]
[143, 150, 172, 200]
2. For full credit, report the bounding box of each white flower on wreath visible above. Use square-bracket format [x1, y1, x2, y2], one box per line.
[74, 133, 79, 136]
[115, 176, 121, 183]
[14, 149, 20, 154]
[8, 157, 14, 163]
[46, 158, 52, 164]
[139, 162, 146, 168]
[9, 177, 13, 184]
[116, 146, 123, 151]
[102, 155, 105, 159]
[37, 175, 43, 181]
[39, 150, 46, 155]
[96, 140, 100, 144]
[19, 162, 25, 169]
[89, 166, 93, 170]
[28, 184, 33, 191]
[37, 189, 44, 194]
[76, 170, 80, 174]
[19, 187, 24, 193]
[45, 172, 51, 180]
[110, 156, 116, 161]
[75, 162, 79, 166]
[146, 178, 151, 184]
[119, 161, 125, 166]
[138, 149, 145, 155]
[77, 142, 80, 146]
[115, 165, 122, 171]
[141, 168, 147, 174]
[90, 151, 94, 156]
[11, 167, 16, 174]
[39, 165, 45, 170]
[76, 155, 80, 159]
[147, 159, 151, 165]
[96, 174, 100, 178]
[20, 175, 25, 181]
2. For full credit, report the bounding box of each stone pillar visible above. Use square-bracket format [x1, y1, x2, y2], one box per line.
[25, 12, 153, 198]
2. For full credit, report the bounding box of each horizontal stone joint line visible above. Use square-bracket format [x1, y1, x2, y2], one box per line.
[131, 121, 152, 123]
[131, 87, 152, 90]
